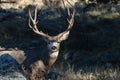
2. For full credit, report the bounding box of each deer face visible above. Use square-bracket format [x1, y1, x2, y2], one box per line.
[45, 39, 60, 52]
[48, 42, 60, 51]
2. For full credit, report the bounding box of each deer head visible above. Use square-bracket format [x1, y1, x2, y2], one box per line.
[28, 6, 75, 54]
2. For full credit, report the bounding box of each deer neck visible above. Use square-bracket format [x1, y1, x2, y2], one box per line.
[48, 51, 59, 67]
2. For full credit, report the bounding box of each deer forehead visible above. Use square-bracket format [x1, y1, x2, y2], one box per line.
[48, 42, 59, 47]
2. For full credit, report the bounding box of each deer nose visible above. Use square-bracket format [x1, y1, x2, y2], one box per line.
[51, 46, 56, 50]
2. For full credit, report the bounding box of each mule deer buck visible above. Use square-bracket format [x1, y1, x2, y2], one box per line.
[22, 6, 75, 80]
[0, 6, 75, 80]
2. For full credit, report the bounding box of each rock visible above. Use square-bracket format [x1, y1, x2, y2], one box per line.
[0, 54, 26, 80]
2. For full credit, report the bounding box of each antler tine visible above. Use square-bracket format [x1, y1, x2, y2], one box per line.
[67, 8, 75, 30]
[28, 7, 38, 30]
[61, 0, 75, 31]
[34, 6, 38, 22]
[28, 9, 34, 24]
[56, 7, 75, 42]
[28, 13, 34, 29]
[28, 6, 51, 39]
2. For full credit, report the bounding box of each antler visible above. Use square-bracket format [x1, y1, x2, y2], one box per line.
[28, 6, 51, 39]
[28, 5, 75, 42]
[56, 8, 75, 42]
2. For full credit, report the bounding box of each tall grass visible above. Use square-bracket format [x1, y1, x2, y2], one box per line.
[52, 64, 120, 80]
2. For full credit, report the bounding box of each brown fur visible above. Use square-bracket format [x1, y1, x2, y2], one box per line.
[21, 47, 58, 80]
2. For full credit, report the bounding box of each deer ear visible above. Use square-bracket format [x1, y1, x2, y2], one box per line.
[58, 31, 70, 42]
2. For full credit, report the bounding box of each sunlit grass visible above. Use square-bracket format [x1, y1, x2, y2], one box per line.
[85, 9, 120, 19]
[52, 65, 120, 80]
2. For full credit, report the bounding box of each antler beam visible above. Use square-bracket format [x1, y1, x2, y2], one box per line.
[28, 6, 51, 39]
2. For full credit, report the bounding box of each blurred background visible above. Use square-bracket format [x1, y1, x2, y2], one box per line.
[0, 0, 120, 80]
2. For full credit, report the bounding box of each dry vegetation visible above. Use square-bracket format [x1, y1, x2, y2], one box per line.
[52, 65, 120, 80]
[0, 0, 120, 80]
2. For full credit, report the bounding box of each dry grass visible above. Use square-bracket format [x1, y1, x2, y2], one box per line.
[51, 65, 120, 80]
[0, 1, 120, 80]
[0, 55, 119, 80]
